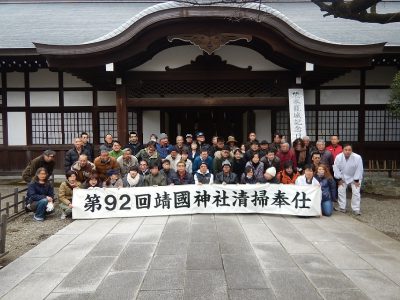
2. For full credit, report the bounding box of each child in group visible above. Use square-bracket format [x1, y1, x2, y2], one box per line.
[277, 160, 300, 184]
[81, 172, 102, 189]
[103, 169, 123, 188]
[240, 166, 258, 184]
[315, 164, 337, 216]
[122, 165, 144, 187]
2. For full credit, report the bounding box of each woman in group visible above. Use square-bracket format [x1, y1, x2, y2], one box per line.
[315, 164, 337, 216]
[277, 160, 300, 184]
[232, 148, 246, 179]
[81, 172, 102, 189]
[103, 169, 123, 188]
[240, 166, 258, 184]
[58, 170, 81, 219]
[123, 165, 144, 187]
[26, 167, 55, 221]
[292, 138, 308, 173]
[189, 141, 200, 162]
[295, 164, 319, 186]
[245, 153, 264, 182]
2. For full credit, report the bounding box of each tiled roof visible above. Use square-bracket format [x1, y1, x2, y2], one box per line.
[0, 1, 399, 49]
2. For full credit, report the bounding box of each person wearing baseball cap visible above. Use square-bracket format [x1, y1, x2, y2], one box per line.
[194, 161, 214, 185]
[195, 131, 210, 153]
[185, 133, 193, 146]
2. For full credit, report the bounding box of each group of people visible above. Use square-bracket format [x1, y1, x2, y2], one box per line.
[22, 130, 363, 221]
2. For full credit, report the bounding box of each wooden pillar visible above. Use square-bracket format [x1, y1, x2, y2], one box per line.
[116, 84, 128, 146]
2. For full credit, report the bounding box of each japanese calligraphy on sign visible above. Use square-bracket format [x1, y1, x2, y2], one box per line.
[72, 184, 322, 219]
[288, 88, 307, 143]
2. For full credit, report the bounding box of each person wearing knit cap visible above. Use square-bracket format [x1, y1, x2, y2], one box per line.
[215, 160, 238, 184]
[261, 167, 279, 184]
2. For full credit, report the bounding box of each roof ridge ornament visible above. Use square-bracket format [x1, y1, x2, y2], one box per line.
[168, 33, 252, 55]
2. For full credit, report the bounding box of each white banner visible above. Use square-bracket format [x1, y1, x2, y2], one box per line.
[72, 184, 322, 219]
[288, 88, 307, 143]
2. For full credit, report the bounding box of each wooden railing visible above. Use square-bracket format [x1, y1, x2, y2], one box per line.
[365, 160, 399, 177]
[0, 214, 8, 258]
[0, 188, 28, 221]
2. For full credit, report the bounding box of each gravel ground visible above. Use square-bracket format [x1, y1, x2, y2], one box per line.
[1, 187, 399, 269]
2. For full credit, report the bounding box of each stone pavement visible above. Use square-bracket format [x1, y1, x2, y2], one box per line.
[1, 213, 400, 300]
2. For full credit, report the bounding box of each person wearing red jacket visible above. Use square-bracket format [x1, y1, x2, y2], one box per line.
[326, 135, 343, 161]
[276, 142, 297, 170]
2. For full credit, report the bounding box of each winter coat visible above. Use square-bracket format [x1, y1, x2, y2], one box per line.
[124, 142, 144, 156]
[64, 147, 91, 172]
[315, 176, 337, 202]
[278, 170, 300, 184]
[240, 174, 258, 184]
[276, 150, 297, 170]
[232, 158, 246, 179]
[174, 171, 195, 185]
[192, 156, 213, 173]
[122, 174, 145, 187]
[261, 156, 281, 173]
[22, 155, 55, 183]
[26, 181, 54, 204]
[213, 156, 233, 175]
[245, 161, 265, 182]
[144, 173, 167, 186]
[117, 155, 138, 177]
[194, 170, 214, 184]
[71, 161, 96, 183]
[93, 156, 119, 181]
[214, 172, 238, 184]
[58, 181, 81, 206]
[161, 169, 178, 185]
[136, 148, 162, 168]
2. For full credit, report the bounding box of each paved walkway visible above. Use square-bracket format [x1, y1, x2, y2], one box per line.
[1, 213, 400, 300]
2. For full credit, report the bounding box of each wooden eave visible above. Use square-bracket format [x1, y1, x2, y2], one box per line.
[33, 6, 386, 70]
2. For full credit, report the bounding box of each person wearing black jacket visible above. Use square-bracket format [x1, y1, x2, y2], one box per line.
[124, 131, 144, 156]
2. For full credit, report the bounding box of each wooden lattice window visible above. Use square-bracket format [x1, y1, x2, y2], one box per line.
[365, 110, 400, 141]
[64, 112, 93, 144]
[275, 111, 290, 137]
[99, 112, 118, 143]
[32, 112, 63, 144]
[318, 111, 358, 142]
[305, 110, 317, 141]
[128, 111, 138, 133]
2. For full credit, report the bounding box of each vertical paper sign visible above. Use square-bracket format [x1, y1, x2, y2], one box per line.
[288, 88, 307, 143]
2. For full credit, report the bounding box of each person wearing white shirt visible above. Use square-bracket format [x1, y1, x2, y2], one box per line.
[333, 144, 363, 215]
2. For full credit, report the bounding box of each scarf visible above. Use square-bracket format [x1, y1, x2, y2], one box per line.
[127, 173, 140, 187]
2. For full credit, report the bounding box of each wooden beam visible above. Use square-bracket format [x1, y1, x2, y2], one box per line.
[116, 85, 128, 145]
[127, 97, 288, 107]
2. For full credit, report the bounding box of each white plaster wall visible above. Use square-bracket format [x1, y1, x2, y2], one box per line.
[366, 66, 397, 86]
[365, 89, 391, 105]
[322, 70, 360, 86]
[7, 92, 25, 107]
[304, 89, 315, 105]
[98, 91, 116, 106]
[63, 72, 92, 87]
[30, 91, 59, 107]
[7, 72, 24, 88]
[30, 69, 58, 88]
[7, 112, 27, 145]
[134, 46, 202, 71]
[132, 45, 286, 71]
[142, 110, 160, 143]
[64, 91, 93, 106]
[254, 110, 272, 142]
[320, 89, 360, 105]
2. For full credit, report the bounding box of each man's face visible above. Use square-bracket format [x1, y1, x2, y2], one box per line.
[343, 145, 352, 158]
[221, 150, 230, 158]
[186, 137, 193, 144]
[249, 133, 256, 141]
[330, 136, 339, 146]
[317, 142, 325, 151]
[177, 163, 185, 173]
[129, 134, 138, 143]
[312, 154, 321, 164]
[197, 135, 205, 143]
[147, 146, 156, 155]
[199, 164, 208, 173]
[212, 137, 218, 145]
[44, 154, 55, 162]
[100, 152, 109, 161]
[105, 134, 113, 144]
[139, 161, 148, 171]
[150, 167, 159, 175]
[280, 144, 289, 153]
[261, 144, 268, 150]
[234, 151, 242, 159]
[200, 151, 208, 160]
[250, 144, 259, 151]
[305, 168, 314, 179]
[74, 138, 83, 149]
[176, 136, 184, 145]
[79, 156, 88, 166]
[303, 139, 310, 147]
[223, 165, 230, 174]
[217, 141, 224, 149]
[160, 138, 168, 146]
[267, 152, 275, 161]
[162, 162, 170, 171]
[123, 151, 131, 160]
[113, 142, 121, 152]
[170, 151, 178, 159]
[81, 134, 89, 144]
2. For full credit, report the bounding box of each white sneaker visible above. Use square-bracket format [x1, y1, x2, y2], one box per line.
[60, 212, 66, 220]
